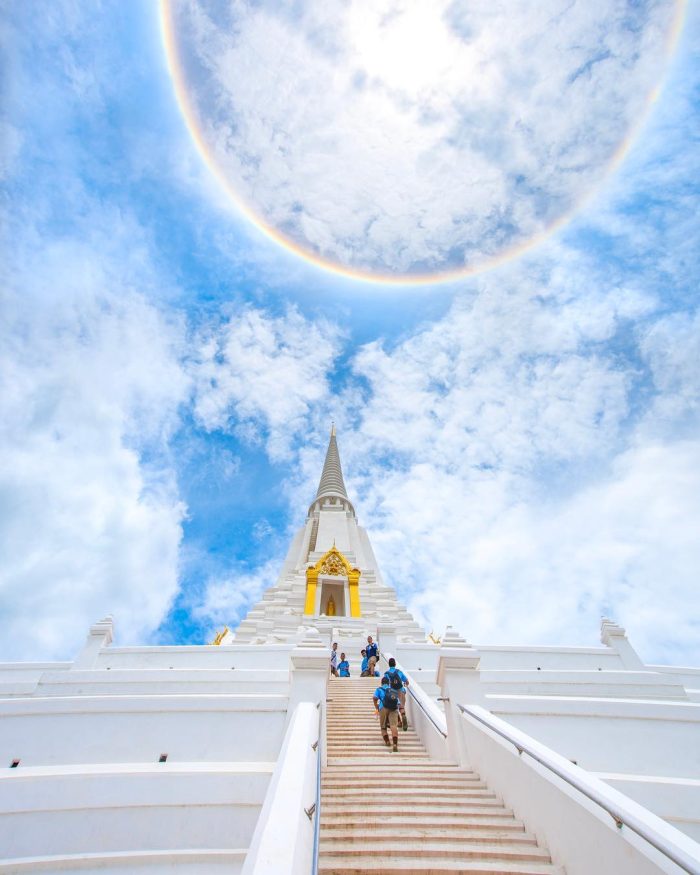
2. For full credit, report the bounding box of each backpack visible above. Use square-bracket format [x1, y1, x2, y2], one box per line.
[385, 670, 403, 691]
[383, 688, 399, 711]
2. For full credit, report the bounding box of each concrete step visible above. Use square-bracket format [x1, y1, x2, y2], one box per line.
[327, 756, 433, 765]
[318, 858, 564, 874]
[327, 741, 425, 748]
[322, 803, 512, 817]
[320, 818, 527, 833]
[327, 729, 417, 735]
[326, 732, 425, 750]
[326, 742, 425, 749]
[322, 787, 498, 800]
[320, 830, 537, 845]
[327, 754, 431, 762]
[322, 778, 487, 789]
[320, 842, 552, 862]
[327, 744, 425, 751]
[323, 764, 465, 774]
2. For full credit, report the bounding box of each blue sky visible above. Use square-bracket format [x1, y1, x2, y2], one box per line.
[1, 1, 698, 665]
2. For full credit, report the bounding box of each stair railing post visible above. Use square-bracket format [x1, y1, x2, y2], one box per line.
[436, 626, 482, 766]
[288, 628, 329, 727]
[72, 616, 114, 669]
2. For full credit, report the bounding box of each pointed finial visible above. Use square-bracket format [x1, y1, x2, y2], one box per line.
[315, 425, 348, 500]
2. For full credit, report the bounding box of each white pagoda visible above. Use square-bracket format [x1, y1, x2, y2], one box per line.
[0, 428, 698, 874]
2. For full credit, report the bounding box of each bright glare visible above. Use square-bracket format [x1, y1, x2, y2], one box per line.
[346, 2, 463, 100]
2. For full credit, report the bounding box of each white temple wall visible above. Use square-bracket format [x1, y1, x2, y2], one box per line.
[93, 645, 293, 671]
[314, 507, 352, 554]
[357, 526, 384, 583]
[455, 708, 694, 875]
[0, 696, 288, 766]
[488, 699, 700, 779]
[0, 765, 270, 859]
[649, 665, 700, 693]
[397, 643, 629, 676]
[28, 669, 290, 698]
[598, 774, 700, 843]
[281, 525, 306, 574]
[347, 516, 362, 567]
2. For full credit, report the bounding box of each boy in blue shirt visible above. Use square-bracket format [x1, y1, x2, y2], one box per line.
[360, 649, 369, 676]
[338, 653, 350, 677]
[383, 657, 409, 731]
[373, 676, 399, 751]
[365, 636, 379, 674]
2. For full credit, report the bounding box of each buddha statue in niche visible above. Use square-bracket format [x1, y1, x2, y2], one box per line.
[326, 594, 336, 616]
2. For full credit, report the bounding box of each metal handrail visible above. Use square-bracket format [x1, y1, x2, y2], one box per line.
[457, 704, 700, 875]
[380, 653, 447, 738]
[407, 685, 448, 738]
[310, 702, 322, 875]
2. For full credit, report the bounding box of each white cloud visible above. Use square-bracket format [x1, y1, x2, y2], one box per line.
[191, 305, 342, 460]
[0, 233, 190, 661]
[373, 439, 700, 665]
[327, 267, 700, 664]
[166, 0, 676, 275]
[192, 558, 280, 640]
[348, 272, 636, 472]
[639, 310, 700, 433]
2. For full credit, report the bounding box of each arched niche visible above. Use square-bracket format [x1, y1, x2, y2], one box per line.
[303, 546, 361, 618]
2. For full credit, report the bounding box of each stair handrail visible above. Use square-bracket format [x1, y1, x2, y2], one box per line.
[381, 652, 448, 738]
[310, 701, 323, 875]
[457, 703, 700, 875]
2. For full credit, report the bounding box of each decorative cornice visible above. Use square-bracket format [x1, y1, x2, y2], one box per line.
[310, 545, 360, 578]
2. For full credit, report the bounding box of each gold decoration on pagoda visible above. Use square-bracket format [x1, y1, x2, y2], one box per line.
[211, 626, 229, 646]
[304, 545, 362, 618]
[319, 550, 346, 576]
[427, 630, 442, 645]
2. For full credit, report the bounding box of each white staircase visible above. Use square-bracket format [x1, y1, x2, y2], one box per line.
[320, 677, 564, 874]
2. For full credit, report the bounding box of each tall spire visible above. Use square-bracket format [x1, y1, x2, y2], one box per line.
[316, 423, 348, 499]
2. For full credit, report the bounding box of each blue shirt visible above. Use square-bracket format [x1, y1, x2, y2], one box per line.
[361, 657, 369, 672]
[338, 660, 350, 677]
[384, 668, 407, 692]
[373, 686, 387, 709]
[366, 642, 378, 660]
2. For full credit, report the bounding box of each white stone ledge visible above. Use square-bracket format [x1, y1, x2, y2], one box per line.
[0, 765, 273, 813]
[1, 800, 263, 817]
[484, 669, 680, 681]
[0, 694, 289, 717]
[478, 645, 620, 655]
[480, 670, 687, 700]
[594, 772, 700, 843]
[488, 694, 700, 722]
[43, 670, 290, 681]
[649, 665, 700, 676]
[0, 761, 275, 780]
[0, 849, 246, 872]
[99, 646, 289, 654]
[595, 773, 700, 786]
[0, 663, 72, 672]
